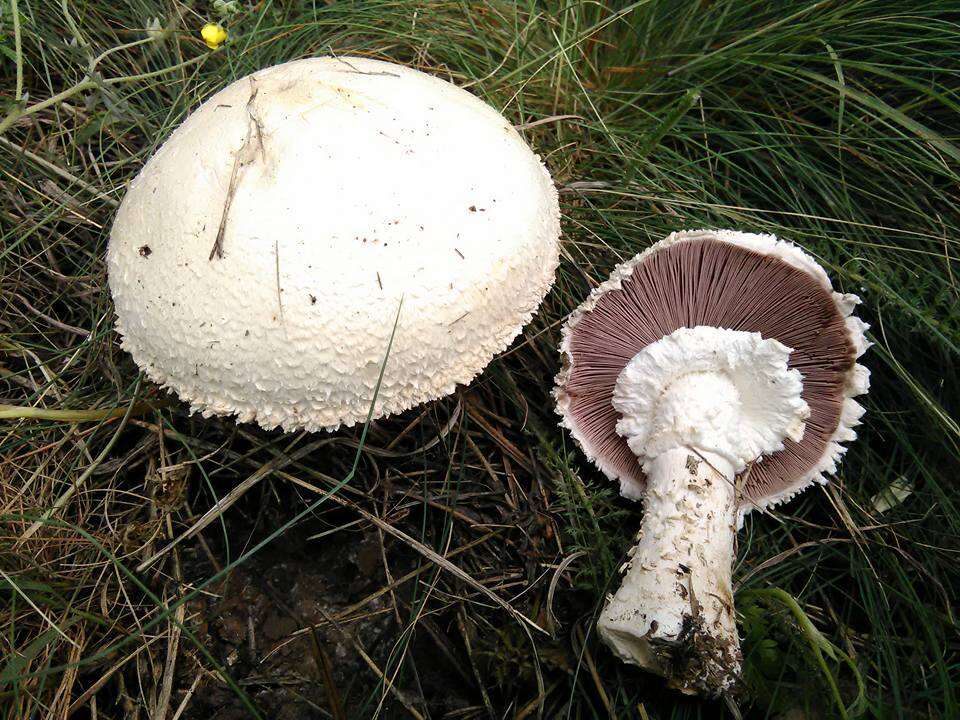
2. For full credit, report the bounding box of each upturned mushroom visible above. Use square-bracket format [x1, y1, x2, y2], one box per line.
[108, 57, 560, 431]
[554, 229, 869, 695]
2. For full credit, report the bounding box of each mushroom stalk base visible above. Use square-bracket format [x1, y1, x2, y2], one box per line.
[597, 447, 741, 696]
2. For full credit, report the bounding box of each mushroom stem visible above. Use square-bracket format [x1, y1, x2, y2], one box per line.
[597, 446, 741, 696]
[598, 326, 809, 694]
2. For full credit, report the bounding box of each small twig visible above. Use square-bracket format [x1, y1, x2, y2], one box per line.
[0, 401, 164, 422]
[168, 674, 201, 720]
[210, 79, 261, 260]
[329, 53, 400, 77]
[13, 292, 91, 336]
[514, 114, 584, 131]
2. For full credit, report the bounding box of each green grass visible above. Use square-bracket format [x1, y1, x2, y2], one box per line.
[1, 1, 958, 718]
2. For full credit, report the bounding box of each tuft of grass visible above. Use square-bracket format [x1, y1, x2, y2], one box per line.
[1, 1, 958, 718]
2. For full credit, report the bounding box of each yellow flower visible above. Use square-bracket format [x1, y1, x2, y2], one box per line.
[201, 23, 228, 50]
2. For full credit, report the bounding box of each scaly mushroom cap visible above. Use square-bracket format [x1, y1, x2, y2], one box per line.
[555, 229, 869, 515]
[109, 57, 560, 432]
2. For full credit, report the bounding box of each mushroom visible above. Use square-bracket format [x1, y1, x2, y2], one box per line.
[554, 229, 869, 696]
[108, 57, 560, 431]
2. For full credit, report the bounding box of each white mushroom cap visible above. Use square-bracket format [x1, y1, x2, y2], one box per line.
[108, 57, 560, 431]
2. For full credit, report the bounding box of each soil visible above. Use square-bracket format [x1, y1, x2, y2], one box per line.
[176, 509, 475, 719]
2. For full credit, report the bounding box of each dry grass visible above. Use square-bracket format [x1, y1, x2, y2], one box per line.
[2, 1, 959, 718]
